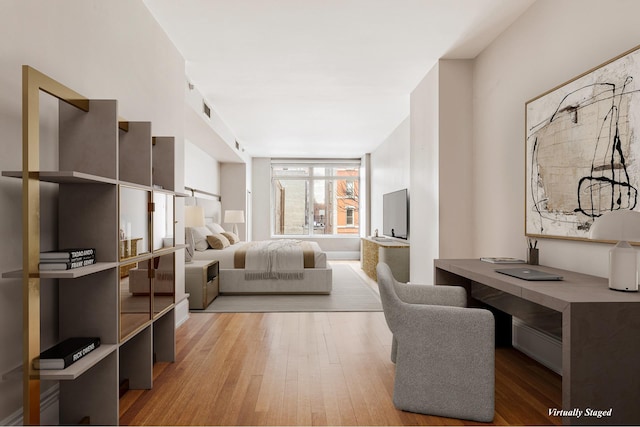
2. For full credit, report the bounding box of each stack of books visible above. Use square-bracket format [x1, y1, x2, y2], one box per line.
[33, 337, 101, 370]
[39, 248, 96, 271]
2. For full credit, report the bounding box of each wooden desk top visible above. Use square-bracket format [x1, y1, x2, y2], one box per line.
[434, 259, 640, 313]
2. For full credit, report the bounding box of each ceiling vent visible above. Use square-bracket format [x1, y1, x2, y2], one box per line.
[203, 101, 211, 118]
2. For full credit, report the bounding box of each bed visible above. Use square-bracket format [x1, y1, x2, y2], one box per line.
[186, 197, 332, 295]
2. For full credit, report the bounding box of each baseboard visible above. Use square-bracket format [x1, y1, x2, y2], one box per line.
[175, 297, 190, 328]
[326, 251, 360, 260]
[512, 318, 562, 375]
[1, 383, 59, 426]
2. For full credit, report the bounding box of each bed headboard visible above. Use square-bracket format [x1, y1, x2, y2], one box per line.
[185, 196, 222, 225]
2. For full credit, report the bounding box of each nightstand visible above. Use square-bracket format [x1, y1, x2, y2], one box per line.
[185, 260, 219, 309]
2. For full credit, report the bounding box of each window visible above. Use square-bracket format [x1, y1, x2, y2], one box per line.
[345, 181, 355, 198]
[346, 207, 355, 226]
[272, 160, 360, 236]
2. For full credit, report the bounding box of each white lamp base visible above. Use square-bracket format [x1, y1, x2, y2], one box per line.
[609, 241, 639, 292]
[232, 224, 239, 235]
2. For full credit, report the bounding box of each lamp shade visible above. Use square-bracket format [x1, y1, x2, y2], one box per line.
[589, 210, 640, 242]
[224, 210, 245, 224]
[184, 205, 205, 227]
[590, 209, 640, 292]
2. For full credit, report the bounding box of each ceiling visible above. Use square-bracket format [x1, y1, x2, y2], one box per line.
[143, 0, 535, 158]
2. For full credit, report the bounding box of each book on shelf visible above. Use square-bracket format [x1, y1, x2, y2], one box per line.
[33, 337, 101, 370]
[39, 257, 96, 271]
[40, 254, 95, 263]
[40, 248, 96, 261]
[480, 257, 525, 264]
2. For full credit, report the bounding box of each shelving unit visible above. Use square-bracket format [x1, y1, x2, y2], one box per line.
[1, 262, 118, 280]
[4, 65, 180, 425]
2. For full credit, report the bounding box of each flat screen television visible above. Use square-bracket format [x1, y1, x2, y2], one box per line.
[382, 189, 408, 240]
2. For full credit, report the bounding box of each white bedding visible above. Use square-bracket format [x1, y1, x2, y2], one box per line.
[192, 240, 328, 269]
[184, 198, 331, 294]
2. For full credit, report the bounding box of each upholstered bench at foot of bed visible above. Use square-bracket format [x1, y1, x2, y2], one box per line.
[219, 268, 332, 294]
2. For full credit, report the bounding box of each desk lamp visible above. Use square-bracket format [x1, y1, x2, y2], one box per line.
[589, 210, 640, 292]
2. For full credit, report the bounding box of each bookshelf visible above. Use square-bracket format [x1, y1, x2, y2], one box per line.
[2, 66, 180, 425]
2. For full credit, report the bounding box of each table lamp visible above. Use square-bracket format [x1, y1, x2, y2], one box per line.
[224, 210, 245, 235]
[589, 209, 640, 292]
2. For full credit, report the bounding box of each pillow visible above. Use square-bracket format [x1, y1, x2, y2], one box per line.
[206, 234, 230, 250]
[221, 231, 239, 245]
[206, 222, 226, 234]
[184, 228, 195, 262]
[191, 226, 211, 251]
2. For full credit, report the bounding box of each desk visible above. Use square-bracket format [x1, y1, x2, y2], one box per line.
[434, 259, 640, 425]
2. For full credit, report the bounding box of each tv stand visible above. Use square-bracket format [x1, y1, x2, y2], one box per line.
[361, 237, 409, 282]
[370, 237, 394, 242]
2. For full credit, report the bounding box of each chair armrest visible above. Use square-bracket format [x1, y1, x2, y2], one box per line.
[392, 303, 495, 422]
[394, 282, 467, 307]
[396, 303, 494, 354]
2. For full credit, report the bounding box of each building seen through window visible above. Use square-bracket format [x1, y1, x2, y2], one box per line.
[271, 160, 360, 236]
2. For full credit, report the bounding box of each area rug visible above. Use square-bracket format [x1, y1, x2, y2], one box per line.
[195, 263, 382, 313]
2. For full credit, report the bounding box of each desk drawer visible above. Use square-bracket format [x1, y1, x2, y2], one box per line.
[471, 281, 562, 340]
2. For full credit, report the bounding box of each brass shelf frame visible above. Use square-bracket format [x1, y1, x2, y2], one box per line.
[22, 65, 89, 425]
[19, 65, 178, 425]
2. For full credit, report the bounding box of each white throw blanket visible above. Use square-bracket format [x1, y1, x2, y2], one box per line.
[244, 239, 305, 280]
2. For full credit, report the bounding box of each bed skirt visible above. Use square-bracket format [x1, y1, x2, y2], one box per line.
[219, 267, 332, 294]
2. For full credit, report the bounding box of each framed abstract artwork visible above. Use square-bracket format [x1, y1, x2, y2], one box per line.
[525, 44, 640, 241]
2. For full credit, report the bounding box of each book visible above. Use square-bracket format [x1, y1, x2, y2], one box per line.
[33, 337, 101, 370]
[40, 254, 95, 263]
[40, 248, 96, 260]
[480, 257, 525, 264]
[39, 257, 96, 271]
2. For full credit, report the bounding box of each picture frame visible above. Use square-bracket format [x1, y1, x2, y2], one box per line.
[525, 44, 640, 242]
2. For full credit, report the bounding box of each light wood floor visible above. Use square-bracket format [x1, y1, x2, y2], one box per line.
[119, 310, 562, 426]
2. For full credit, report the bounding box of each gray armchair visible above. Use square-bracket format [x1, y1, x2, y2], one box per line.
[376, 262, 495, 422]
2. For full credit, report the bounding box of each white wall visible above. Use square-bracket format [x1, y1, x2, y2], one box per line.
[370, 117, 410, 237]
[252, 158, 272, 242]
[184, 83, 248, 164]
[408, 0, 640, 283]
[0, 0, 184, 421]
[410, 64, 440, 284]
[408, 59, 475, 284]
[184, 87, 252, 243]
[220, 163, 248, 241]
[184, 141, 221, 196]
[472, 0, 640, 276]
[439, 60, 474, 259]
